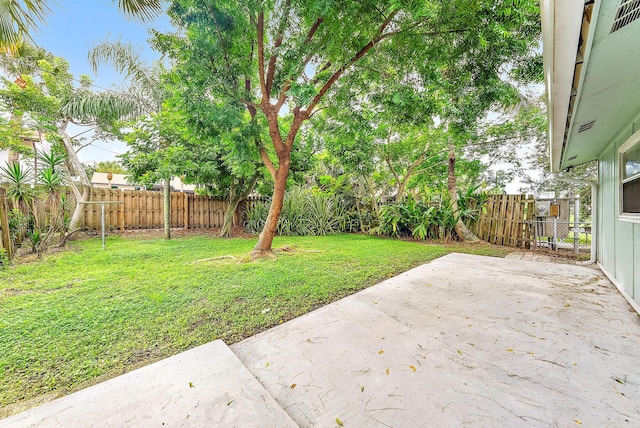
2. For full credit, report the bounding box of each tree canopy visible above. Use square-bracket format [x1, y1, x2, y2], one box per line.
[152, 0, 541, 254]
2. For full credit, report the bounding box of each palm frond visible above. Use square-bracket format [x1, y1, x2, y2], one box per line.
[117, 0, 162, 23]
[89, 40, 162, 89]
[0, 0, 53, 49]
[62, 89, 156, 122]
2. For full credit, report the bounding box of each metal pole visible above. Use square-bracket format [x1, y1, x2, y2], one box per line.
[101, 203, 106, 250]
[573, 196, 580, 254]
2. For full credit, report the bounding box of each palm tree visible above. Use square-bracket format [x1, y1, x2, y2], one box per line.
[0, 161, 35, 214]
[67, 38, 172, 236]
[0, 0, 163, 51]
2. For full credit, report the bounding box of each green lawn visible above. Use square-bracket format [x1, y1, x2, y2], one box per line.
[0, 234, 507, 411]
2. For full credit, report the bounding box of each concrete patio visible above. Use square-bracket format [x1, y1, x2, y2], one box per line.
[3, 253, 640, 427]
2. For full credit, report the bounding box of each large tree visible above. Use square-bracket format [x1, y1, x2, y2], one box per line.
[155, 0, 540, 255]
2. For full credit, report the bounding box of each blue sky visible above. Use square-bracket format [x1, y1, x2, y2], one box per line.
[32, 0, 172, 165]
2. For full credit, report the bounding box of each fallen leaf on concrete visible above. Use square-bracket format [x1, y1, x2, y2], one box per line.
[506, 348, 514, 352]
[189, 382, 194, 388]
[336, 417, 344, 426]
[457, 350, 463, 355]
[361, 386, 365, 392]
[291, 383, 297, 389]
[574, 419, 582, 424]
[409, 365, 416, 372]
[265, 362, 269, 367]
[379, 350, 384, 354]
[386, 368, 389, 375]
[564, 303, 571, 308]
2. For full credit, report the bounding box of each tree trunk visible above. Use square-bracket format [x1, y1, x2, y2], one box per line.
[221, 173, 260, 238]
[447, 143, 478, 242]
[69, 184, 90, 232]
[59, 120, 92, 232]
[221, 180, 238, 238]
[252, 166, 288, 257]
[164, 178, 171, 239]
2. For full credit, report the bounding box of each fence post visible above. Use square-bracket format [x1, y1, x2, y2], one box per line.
[184, 192, 189, 230]
[0, 188, 13, 258]
[573, 196, 580, 254]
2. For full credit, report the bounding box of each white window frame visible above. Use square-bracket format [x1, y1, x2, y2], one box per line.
[619, 129, 640, 223]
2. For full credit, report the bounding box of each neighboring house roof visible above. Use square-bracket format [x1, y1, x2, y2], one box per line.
[91, 172, 136, 187]
[169, 177, 197, 193]
[542, 0, 640, 172]
[91, 172, 197, 192]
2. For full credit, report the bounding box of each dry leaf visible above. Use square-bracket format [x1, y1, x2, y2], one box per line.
[291, 383, 297, 389]
[506, 348, 514, 352]
[360, 386, 364, 392]
[189, 382, 194, 388]
[385, 368, 389, 375]
[336, 417, 344, 426]
[378, 350, 384, 354]
[564, 303, 571, 308]
[574, 419, 582, 425]
[457, 350, 463, 355]
[265, 362, 269, 367]
[409, 365, 416, 372]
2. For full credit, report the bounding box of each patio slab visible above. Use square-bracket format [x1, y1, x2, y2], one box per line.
[231, 253, 640, 427]
[1, 340, 296, 428]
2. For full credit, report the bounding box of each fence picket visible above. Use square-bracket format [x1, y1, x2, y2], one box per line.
[474, 194, 535, 248]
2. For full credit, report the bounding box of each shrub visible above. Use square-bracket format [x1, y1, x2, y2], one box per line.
[245, 200, 269, 234]
[372, 187, 488, 241]
[244, 187, 347, 236]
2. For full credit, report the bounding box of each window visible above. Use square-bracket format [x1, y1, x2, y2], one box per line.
[620, 133, 640, 217]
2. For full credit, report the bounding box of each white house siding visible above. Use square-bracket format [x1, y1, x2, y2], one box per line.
[597, 116, 640, 303]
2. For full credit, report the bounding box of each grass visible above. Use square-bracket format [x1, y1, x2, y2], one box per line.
[0, 233, 507, 412]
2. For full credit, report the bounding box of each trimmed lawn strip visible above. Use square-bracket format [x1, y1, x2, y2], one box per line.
[0, 234, 504, 410]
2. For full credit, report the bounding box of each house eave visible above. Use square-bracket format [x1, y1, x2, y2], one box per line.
[541, 0, 586, 172]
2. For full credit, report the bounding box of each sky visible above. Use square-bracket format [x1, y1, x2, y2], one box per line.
[31, 0, 172, 165]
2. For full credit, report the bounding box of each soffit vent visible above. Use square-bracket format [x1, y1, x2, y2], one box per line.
[578, 120, 596, 133]
[611, 0, 640, 33]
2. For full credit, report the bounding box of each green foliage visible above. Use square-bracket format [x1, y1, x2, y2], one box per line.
[25, 227, 41, 254]
[245, 187, 348, 236]
[8, 208, 28, 244]
[0, 248, 8, 269]
[373, 188, 489, 241]
[244, 200, 269, 234]
[154, 0, 541, 249]
[0, 161, 35, 209]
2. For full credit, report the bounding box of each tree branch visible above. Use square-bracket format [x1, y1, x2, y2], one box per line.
[265, 0, 291, 96]
[274, 17, 324, 112]
[241, 170, 261, 199]
[257, 11, 268, 100]
[305, 10, 398, 115]
[258, 144, 277, 180]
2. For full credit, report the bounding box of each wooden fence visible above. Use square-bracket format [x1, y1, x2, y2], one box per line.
[0, 188, 12, 258]
[69, 188, 267, 232]
[472, 194, 536, 247]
